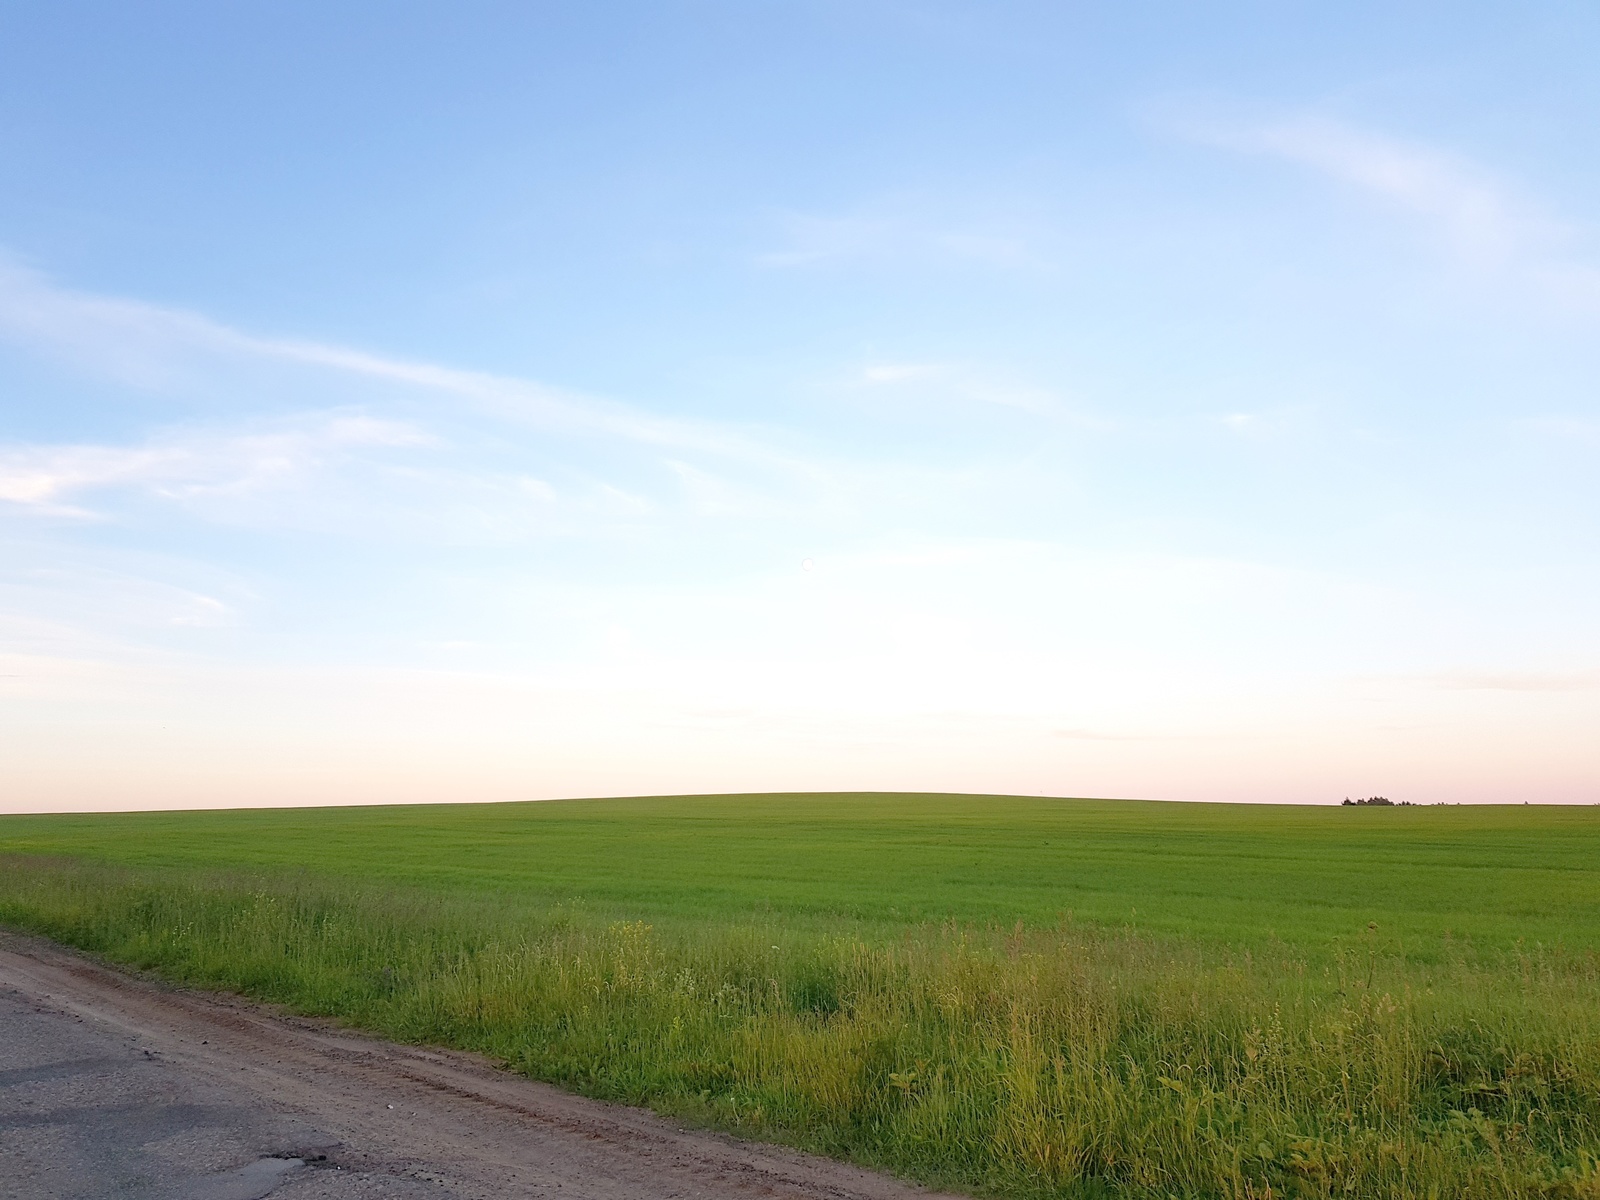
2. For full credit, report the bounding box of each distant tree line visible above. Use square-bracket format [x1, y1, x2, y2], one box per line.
[1341, 796, 1415, 806]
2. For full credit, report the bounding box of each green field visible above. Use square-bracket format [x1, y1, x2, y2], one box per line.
[5, 793, 1598, 949]
[4, 793, 1600, 1199]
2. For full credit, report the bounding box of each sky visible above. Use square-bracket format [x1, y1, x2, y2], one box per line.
[2, 1, 1598, 812]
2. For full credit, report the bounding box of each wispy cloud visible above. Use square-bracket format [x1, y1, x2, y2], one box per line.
[1223, 117, 1531, 263]
[0, 414, 429, 513]
[0, 265, 1021, 545]
[0, 564, 245, 652]
[0, 415, 724, 544]
[1187, 114, 1600, 311]
[0, 260, 809, 470]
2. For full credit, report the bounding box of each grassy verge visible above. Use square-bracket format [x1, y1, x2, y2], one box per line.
[3, 854, 1599, 1199]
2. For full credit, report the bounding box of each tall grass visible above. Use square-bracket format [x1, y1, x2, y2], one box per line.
[4, 855, 1599, 1199]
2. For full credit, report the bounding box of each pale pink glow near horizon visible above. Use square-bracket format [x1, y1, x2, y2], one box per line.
[3, 454, 1599, 812]
[5, 595, 1597, 813]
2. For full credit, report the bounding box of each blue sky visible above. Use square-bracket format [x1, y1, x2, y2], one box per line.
[2, 2, 1598, 810]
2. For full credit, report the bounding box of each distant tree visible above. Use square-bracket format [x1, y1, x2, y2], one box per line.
[1342, 796, 1396, 806]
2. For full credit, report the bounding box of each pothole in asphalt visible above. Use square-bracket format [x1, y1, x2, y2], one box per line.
[182, 1155, 303, 1200]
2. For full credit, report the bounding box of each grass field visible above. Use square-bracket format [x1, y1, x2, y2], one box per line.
[4, 793, 1600, 1199]
[4, 792, 1598, 949]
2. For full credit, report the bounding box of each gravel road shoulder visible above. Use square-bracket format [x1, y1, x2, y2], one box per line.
[0, 931, 968, 1200]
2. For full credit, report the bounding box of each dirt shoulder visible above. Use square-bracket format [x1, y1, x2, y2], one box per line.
[0, 931, 967, 1200]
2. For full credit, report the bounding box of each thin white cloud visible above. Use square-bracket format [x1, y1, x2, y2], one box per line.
[0, 261, 1072, 543]
[0, 414, 429, 511]
[0, 565, 245, 651]
[1190, 114, 1600, 311]
[0, 416, 714, 544]
[0, 259, 809, 471]
[1232, 117, 1529, 263]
